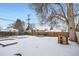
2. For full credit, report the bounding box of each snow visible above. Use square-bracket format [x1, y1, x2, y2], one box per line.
[0, 28, 18, 32]
[7, 28, 19, 32]
[0, 40, 17, 45]
[0, 35, 79, 56]
[35, 25, 50, 31]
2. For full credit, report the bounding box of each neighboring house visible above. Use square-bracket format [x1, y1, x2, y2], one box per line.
[0, 28, 18, 32]
[26, 24, 33, 32]
[35, 26, 50, 32]
[6, 28, 19, 32]
[76, 21, 79, 31]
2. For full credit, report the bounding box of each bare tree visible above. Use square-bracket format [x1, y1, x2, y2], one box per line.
[7, 23, 14, 29]
[13, 19, 25, 33]
[0, 26, 2, 31]
[30, 3, 79, 42]
[67, 3, 77, 42]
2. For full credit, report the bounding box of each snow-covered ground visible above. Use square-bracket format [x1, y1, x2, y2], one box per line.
[0, 35, 79, 56]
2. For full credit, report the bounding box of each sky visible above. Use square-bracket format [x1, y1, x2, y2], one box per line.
[0, 3, 78, 30]
[0, 3, 39, 29]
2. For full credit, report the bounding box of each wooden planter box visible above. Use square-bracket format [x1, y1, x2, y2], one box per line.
[58, 35, 68, 45]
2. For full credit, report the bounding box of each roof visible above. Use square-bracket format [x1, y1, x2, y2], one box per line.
[0, 28, 19, 32]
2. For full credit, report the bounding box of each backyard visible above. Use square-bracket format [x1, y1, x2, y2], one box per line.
[0, 35, 79, 56]
[0, 3, 79, 56]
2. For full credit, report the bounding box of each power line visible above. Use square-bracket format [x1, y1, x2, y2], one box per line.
[0, 17, 15, 21]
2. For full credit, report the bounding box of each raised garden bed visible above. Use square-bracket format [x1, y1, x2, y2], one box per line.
[0, 39, 14, 41]
[0, 42, 18, 47]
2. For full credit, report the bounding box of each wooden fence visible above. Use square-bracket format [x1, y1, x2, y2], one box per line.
[26, 31, 69, 45]
[0, 31, 69, 38]
[0, 31, 16, 37]
[25, 32, 69, 38]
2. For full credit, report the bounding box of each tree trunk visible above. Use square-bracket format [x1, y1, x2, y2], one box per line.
[67, 3, 77, 42]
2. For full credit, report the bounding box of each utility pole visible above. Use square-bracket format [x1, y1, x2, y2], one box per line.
[27, 14, 30, 27]
[26, 14, 31, 31]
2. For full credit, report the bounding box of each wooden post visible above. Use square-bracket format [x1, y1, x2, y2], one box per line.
[58, 35, 63, 44]
[62, 36, 68, 45]
[58, 35, 68, 45]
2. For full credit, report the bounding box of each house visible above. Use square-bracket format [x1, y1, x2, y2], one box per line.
[0, 28, 18, 32]
[76, 21, 79, 31]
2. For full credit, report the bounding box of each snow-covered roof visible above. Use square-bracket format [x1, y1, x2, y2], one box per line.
[35, 26, 50, 30]
[48, 30, 61, 32]
[34, 25, 68, 32]
[7, 28, 19, 32]
[0, 28, 19, 32]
